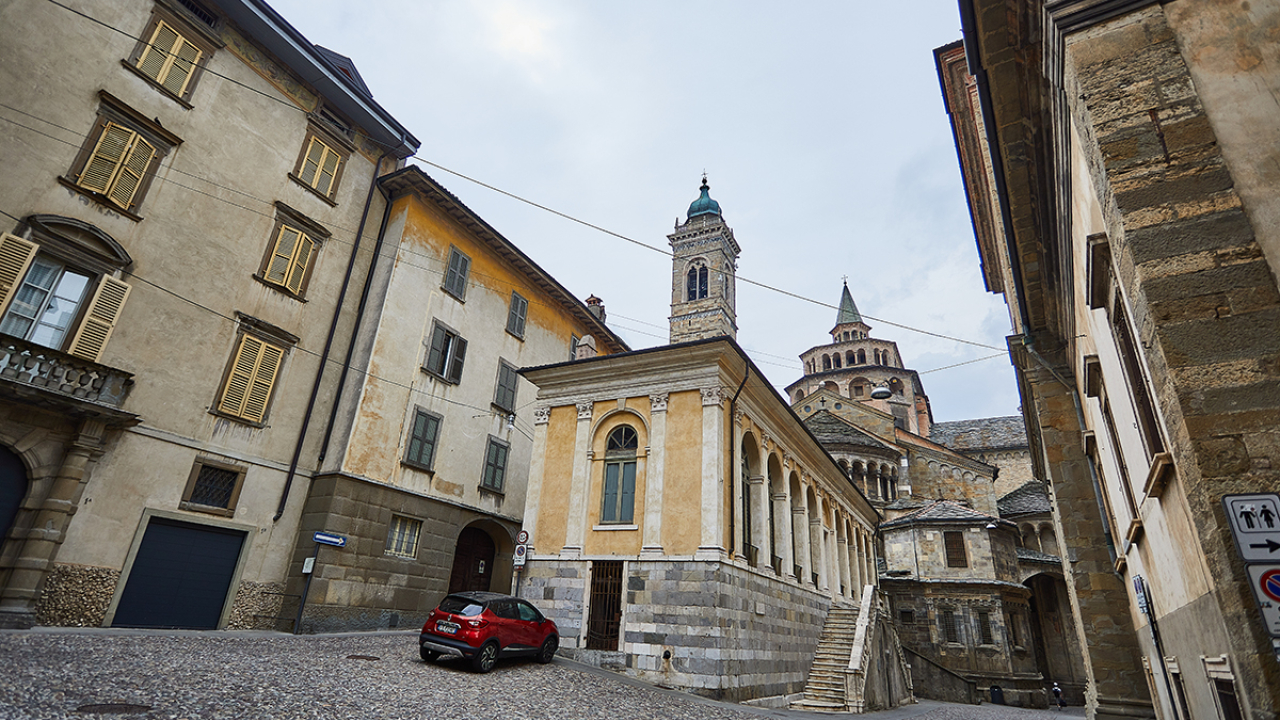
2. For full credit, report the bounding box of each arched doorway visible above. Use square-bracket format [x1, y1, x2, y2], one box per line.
[448, 526, 496, 593]
[0, 446, 27, 554]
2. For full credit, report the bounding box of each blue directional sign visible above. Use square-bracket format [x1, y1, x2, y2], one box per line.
[313, 531, 347, 548]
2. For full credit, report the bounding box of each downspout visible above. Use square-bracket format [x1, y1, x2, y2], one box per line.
[274, 147, 393, 521]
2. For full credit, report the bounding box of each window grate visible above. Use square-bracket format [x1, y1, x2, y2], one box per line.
[177, 0, 217, 28]
[586, 560, 623, 650]
[941, 609, 960, 643]
[189, 464, 238, 508]
[944, 531, 968, 567]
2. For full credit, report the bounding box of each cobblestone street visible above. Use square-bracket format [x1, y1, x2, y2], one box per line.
[0, 630, 1086, 720]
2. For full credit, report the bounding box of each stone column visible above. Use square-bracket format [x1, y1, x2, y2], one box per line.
[696, 387, 725, 560]
[0, 419, 104, 625]
[640, 394, 668, 557]
[792, 492, 810, 583]
[1023, 355, 1151, 719]
[810, 494, 826, 590]
[522, 406, 552, 556]
[837, 520, 851, 599]
[562, 401, 594, 557]
[750, 473, 767, 569]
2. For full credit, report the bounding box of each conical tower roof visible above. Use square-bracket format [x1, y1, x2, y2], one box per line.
[836, 281, 863, 325]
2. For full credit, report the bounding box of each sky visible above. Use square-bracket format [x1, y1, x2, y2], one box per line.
[270, 0, 1021, 423]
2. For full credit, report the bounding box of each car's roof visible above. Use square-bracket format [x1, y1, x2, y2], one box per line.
[445, 591, 515, 603]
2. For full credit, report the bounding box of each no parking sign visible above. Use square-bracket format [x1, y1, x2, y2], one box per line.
[1246, 565, 1280, 637]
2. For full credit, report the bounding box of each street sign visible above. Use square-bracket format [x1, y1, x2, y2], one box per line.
[516, 530, 529, 544]
[313, 531, 347, 548]
[302, 557, 315, 574]
[1245, 564, 1280, 637]
[1223, 494, 1280, 562]
[513, 543, 527, 568]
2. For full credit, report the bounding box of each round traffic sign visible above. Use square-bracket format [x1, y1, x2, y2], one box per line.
[1261, 569, 1280, 603]
[514, 544, 527, 559]
[517, 530, 529, 544]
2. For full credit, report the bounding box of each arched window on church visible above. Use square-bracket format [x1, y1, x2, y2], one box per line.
[687, 268, 698, 301]
[833, 354, 841, 369]
[823, 355, 831, 371]
[699, 266, 709, 298]
[846, 351, 855, 366]
[857, 349, 866, 364]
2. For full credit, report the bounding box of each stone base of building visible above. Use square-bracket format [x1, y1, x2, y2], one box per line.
[34, 563, 118, 627]
[521, 555, 833, 703]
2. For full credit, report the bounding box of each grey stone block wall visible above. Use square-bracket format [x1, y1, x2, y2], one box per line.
[522, 557, 833, 703]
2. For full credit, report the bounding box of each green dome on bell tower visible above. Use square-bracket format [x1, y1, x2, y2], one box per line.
[687, 176, 722, 220]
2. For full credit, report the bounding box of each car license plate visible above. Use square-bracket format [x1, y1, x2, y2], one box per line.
[436, 621, 459, 635]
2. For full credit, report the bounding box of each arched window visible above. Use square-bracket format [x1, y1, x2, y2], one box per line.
[686, 268, 698, 301]
[602, 426, 638, 524]
[846, 351, 856, 366]
[833, 354, 842, 369]
[823, 355, 832, 371]
[699, 266, 709, 298]
[857, 349, 866, 364]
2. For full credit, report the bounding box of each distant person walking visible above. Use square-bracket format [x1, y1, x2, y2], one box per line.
[1052, 683, 1065, 710]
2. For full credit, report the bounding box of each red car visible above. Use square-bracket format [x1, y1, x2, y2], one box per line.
[419, 591, 559, 673]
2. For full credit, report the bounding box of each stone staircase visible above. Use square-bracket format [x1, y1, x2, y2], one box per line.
[792, 603, 860, 712]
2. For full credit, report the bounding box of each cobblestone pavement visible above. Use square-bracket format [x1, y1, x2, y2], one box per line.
[0, 630, 1088, 720]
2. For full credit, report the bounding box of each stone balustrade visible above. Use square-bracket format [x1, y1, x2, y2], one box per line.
[0, 335, 133, 408]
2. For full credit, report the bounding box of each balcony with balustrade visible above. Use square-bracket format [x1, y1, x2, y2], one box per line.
[0, 334, 137, 424]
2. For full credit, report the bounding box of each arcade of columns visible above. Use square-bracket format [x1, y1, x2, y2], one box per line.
[731, 411, 877, 601]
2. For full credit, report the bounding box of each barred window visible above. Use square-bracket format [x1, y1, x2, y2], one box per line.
[940, 608, 960, 644]
[180, 460, 246, 517]
[977, 611, 994, 645]
[386, 515, 422, 558]
[944, 531, 968, 568]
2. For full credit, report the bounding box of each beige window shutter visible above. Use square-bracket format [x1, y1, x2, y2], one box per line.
[265, 226, 302, 285]
[298, 138, 325, 187]
[162, 37, 202, 96]
[106, 134, 156, 209]
[0, 233, 39, 319]
[137, 21, 179, 82]
[219, 334, 263, 418]
[315, 147, 339, 195]
[285, 234, 315, 294]
[67, 276, 131, 362]
[80, 123, 136, 194]
[242, 342, 283, 422]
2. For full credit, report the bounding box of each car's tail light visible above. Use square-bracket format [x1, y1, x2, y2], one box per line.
[466, 618, 488, 628]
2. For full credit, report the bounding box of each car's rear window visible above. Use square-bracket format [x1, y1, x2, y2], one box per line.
[438, 596, 485, 617]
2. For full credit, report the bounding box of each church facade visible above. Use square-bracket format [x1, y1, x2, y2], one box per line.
[516, 182, 907, 708]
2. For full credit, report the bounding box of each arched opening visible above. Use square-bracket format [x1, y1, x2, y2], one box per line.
[0, 445, 27, 556]
[740, 433, 761, 563]
[857, 349, 866, 364]
[807, 487, 822, 586]
[793, 389, 805, 403]
[822, 381, 839, 394]
[699, 266, 709, 298]
[832, 354, 841, 369]
[822, 355, 832, 371]
[850, 377, 869, 398]
[1020, 524, 1040, 552]
[874, 349, 882, 365]
[846, 351, 856, 366]
[1040, 524, 1059, 556]
[790, 473, 805, 579]
[448, 525, 497, 593]
[686, 267, 697, 301]
[767, 453, 784, 573]
[879, 465, 891, 500]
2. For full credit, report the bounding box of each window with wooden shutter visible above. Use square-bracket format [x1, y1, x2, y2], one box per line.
[66, 276, 131, 362]
[294, 134, 345, 199]
[0, 234, 38, 319]
[481, 437, 509, 492]
[78, 123, 156, 211]
[262, 225, 316, 295]
[136, 20, 203, 97]
[493, 361, 518, 412]
[442, 246, 470, 300]
[217, 333, 285, 423]
[404, 408, 442, 471]
[506, 292, 528, 338]
[423, 320, 466, 384]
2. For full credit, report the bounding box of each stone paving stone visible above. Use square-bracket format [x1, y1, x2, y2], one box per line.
[0, 631, 1086, 720]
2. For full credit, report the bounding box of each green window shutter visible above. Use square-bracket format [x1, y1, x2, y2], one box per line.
[444, 248, 469, 298]
[494, 362, 517, 411]
[483, 440, 508, 490]
[407, 410, 440, 469]
[67, 276, 131, 362]
[620, 461, 636, 523]
[602, 463, 620, 523]
[506, 293, 527, 336]
[425, 324, 448, 375]
[0, 234, 39, 319]
[446, 336, 467, 383]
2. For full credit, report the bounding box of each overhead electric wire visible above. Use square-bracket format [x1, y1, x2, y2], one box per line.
[26, 0, 1007, 355]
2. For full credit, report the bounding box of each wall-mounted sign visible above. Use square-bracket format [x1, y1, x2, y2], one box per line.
[313, 531, 347, 548]
[1246, 564, 1280, 637]
[1223, 494, 1280, 562]
[514, 543, 528, 568]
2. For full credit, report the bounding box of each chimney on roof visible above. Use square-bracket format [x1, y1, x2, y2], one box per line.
[586, 294, 606, 324]
[575, 335, 598, 360]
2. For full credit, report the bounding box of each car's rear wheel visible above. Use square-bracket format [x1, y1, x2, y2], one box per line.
[536, 635, 558, 664]
[471, 641, 499, 673]
[420, 647, 439, 663]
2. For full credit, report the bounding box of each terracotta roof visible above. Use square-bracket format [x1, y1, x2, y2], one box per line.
[880, 499, 1007, 530]
[998, 481, 1053, 518]
[931, 416, 1028, 450]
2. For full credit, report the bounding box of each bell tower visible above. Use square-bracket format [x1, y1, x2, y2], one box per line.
[668, 176, 740, 343]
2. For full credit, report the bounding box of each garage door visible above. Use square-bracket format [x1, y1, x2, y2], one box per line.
[112, 516, 246, 629]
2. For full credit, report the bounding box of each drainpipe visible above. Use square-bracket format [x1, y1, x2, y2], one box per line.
[274, 147, 394, 521]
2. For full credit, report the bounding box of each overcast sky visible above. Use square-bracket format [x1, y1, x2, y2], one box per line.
[270, 0, 1020, 423]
